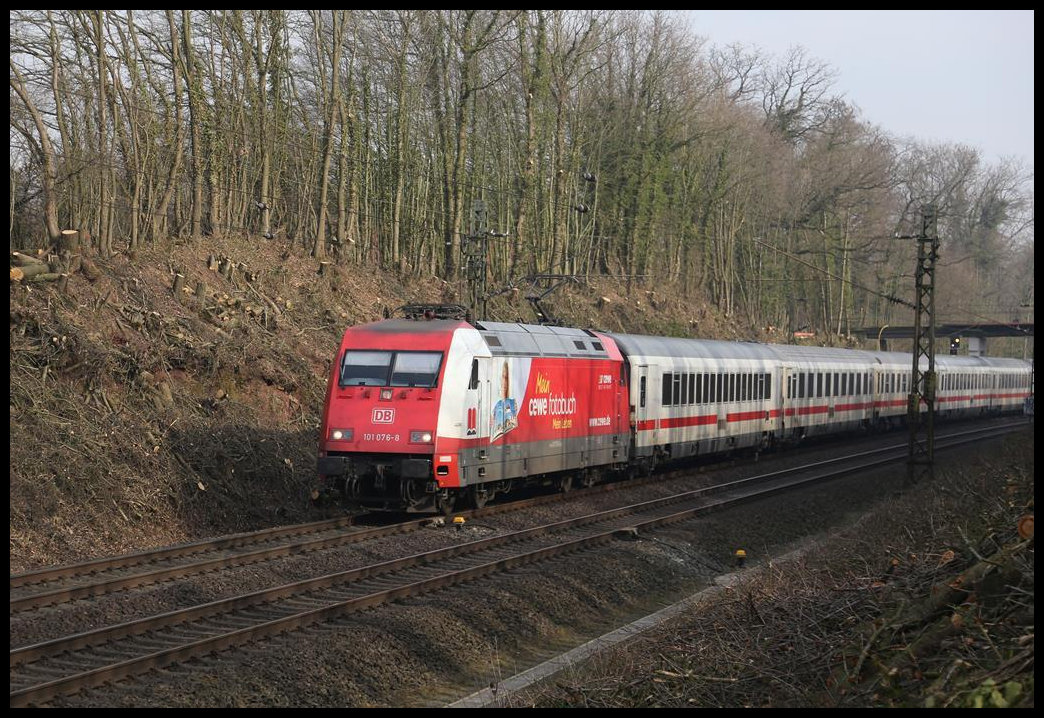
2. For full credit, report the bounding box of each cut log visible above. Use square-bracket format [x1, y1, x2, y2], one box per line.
[11, 251, 46, 267]
[27, 272, 62, 283]
[57, 273, 70, 294]
[11, 263, 52, 281]
[317, 261, 332, 276]
[207, 254, 218, 271]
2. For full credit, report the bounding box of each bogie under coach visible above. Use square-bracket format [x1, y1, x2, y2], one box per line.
[318, 316, 1032, 513]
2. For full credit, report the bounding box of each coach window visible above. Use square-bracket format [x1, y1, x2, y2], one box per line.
[688, 373, 696, 404]
[695, 374, 703, 404]
[680, 372, 688, 405]
[729, 374, 736, 402]
[674, 372, 682, 405]
[662, 373, 673, 406]
[764, 373, 772, 400]
[639, 376, 647, 408]
[745, 373, 752, 401]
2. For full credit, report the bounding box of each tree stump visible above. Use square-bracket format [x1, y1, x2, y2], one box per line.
[80, 258, 102, 282]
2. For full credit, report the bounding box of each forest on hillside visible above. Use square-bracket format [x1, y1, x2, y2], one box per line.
[10, 10, 1034, 337]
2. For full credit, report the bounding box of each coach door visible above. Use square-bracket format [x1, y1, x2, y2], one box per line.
[633, 364, 657, 456]
[781, 366, 794, 434]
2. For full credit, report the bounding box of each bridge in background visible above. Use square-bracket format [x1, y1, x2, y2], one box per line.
[854, 323, 1033, 355]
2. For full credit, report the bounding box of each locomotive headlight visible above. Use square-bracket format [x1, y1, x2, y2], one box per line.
[329, 428, 353, 441]
[410, 430, 433, 444]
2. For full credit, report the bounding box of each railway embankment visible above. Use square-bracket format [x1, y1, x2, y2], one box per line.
[11, 236, 749, 572]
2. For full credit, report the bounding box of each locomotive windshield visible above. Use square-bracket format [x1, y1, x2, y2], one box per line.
[340, 350, 443, 388]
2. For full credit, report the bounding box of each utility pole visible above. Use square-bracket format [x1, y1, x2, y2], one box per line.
[462, 199, 488, 321]
[908, 205, 938, 483]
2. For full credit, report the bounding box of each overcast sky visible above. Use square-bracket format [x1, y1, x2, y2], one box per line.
[683, 10, 1034, 170]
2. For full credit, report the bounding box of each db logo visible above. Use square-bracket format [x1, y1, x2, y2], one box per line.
[372, 408, 395, 424]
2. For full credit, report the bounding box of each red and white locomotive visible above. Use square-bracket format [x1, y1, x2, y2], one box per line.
[317, 311, 1032, 513]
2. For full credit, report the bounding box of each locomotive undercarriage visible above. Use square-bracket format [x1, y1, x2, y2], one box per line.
[320, 453, 439, 512]
[320, 451, 629, 514]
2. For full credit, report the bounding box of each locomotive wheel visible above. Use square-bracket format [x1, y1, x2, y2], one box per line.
[558, 475, 573, 493]
[436, 493, 457, 517]
[470, 486, 490, 510]
[580, 471, 596, 489]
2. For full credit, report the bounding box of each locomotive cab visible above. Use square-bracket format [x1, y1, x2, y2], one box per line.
[318, 318, 474, 511]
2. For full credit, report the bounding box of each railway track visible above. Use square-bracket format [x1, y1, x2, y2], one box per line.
[9, 416, 1019, 613]
[9, 420, 1026, 707]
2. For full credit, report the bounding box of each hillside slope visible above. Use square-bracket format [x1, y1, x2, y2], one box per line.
[11, 237, 776, 572]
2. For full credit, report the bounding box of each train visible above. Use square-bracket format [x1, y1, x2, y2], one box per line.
[316, 312, 1033, 513]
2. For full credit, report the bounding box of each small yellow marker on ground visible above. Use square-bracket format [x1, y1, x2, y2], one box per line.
[734, 549, 746, 568]
[453, 516, 466, 530]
